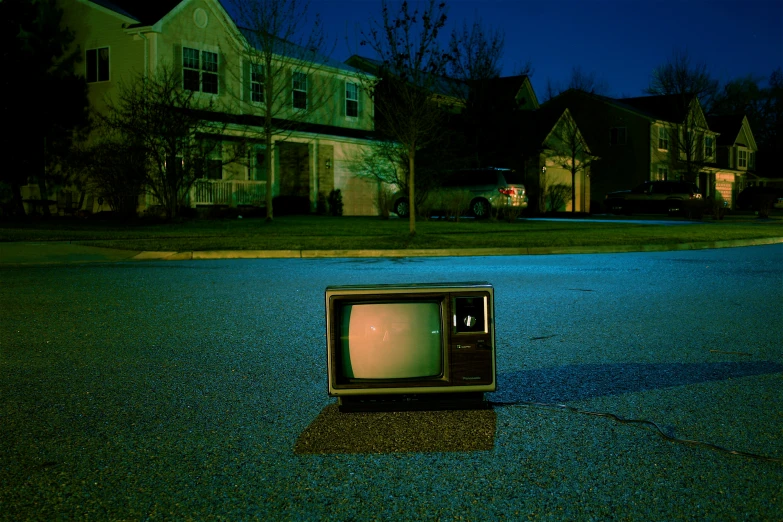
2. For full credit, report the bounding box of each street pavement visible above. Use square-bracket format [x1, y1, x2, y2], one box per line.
[2, 246, 782, 519]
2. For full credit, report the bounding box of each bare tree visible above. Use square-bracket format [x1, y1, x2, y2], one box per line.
[646, 49, 718, 183]
[544, 65, 610, 101]
[359, 0, 451, 236]
[548, 110, 595, 212]
[101, 67, 240, 220]
[447, 17, 510, 168]
[226, 0, 335, 220]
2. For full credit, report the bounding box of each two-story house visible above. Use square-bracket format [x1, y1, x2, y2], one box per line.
[707, 114, 758, 206]
[55, 0, 382, 216]
[346, 56, 595, 213]
[543, 90, 720, 211]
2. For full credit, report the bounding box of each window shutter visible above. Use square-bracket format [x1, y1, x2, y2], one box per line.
[173, 44, 182, 86]
[340, 79, 346, 117]
[217, 52, 224, 96]
[242, 58, 250, 103]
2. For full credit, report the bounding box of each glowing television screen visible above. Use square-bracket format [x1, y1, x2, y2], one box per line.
[326, 282, 496, 411]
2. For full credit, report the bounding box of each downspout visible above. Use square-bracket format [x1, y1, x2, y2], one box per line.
[137, 31, 149, 78]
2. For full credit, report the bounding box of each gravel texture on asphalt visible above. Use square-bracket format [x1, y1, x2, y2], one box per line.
[1, 245, 782, 520]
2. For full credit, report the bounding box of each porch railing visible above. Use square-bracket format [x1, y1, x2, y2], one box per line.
[190, 179, 267, 207]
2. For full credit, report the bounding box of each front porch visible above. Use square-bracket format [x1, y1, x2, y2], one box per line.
[189, 179, 267, 208]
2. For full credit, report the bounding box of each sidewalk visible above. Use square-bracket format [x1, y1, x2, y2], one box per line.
[2, 237, 783, 266]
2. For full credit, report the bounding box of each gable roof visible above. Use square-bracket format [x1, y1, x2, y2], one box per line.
[88, 0, 181, 25]
[707, 114, 746, 146]
[517, 107, 572, 153]
[617, 94, 696, 123]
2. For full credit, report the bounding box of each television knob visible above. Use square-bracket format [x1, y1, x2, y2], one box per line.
[463, 315, 476, 327]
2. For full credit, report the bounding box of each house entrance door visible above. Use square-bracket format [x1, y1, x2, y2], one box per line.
[278, 142, 310, 198]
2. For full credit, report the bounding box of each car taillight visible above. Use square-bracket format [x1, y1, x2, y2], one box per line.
[499, 188, 515, 196]
[691, 193, 702, 199]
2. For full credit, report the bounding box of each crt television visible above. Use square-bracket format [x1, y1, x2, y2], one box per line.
[325, 282, 496, 411]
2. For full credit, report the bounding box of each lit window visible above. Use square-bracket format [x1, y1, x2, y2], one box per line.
[610, 127, 627, 145]
[738, 149, 747, 168]
[658, 127, 669, 150]
[251, 63, 264, 103]
[183, 47, 219, 94]
[293, 71, 307, 109]
[657, 166, 669, 180]
[86, 47, 109, 83]
[346, 82, 359, 118]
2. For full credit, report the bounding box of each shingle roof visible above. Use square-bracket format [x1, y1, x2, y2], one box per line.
[89, 0, 181, 25]
[617, 94, 695, 123]
[707, 114, 745, 146]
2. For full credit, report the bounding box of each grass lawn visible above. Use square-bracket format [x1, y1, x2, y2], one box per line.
[1, 214, 782, 252]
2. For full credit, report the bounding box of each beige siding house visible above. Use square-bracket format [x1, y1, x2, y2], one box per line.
[708, 114, 758, 207]
[544, 90, 726, 211]
[48, 0, 383, 216]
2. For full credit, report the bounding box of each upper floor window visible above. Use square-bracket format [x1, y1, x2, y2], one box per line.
[346, 82, 359, 118]
[738, 149, 747, 168]
[86, 47, 109, 83]
[251, 64, 265, 103]
[183, 47, 218, 94]
[704, 136, 714, 158]
[658, 127, 669, 150]
[292, 71, 307, 109]
[609, 127, 627, 145]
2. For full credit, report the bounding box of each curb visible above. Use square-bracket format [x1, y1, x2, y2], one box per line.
[131, 237, 783, 261]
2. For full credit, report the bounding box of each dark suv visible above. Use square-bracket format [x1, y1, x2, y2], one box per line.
[736, 186, 783, 211]
[605, 181, 704, 216]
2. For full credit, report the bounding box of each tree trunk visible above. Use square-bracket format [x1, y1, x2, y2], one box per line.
[408, 147, 416, 236]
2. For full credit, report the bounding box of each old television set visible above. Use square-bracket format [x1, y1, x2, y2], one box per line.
[325, 282, 496, 411]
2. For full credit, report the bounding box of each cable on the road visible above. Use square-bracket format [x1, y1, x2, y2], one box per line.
[489, 399, 783, 464]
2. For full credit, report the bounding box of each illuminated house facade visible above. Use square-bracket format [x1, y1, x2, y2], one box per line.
[707, 114, 758, 203]
[55, 0, 383, 216]
[542, 90, 756, 209]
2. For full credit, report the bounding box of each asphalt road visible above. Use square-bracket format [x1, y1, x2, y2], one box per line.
[2, 246, 782, 520]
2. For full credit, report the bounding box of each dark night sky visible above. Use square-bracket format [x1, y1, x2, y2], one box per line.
[308, 0, 783, 98]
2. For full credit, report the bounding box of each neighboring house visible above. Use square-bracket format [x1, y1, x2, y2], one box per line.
[346, 55, 596, 213]
[34, 0, 383, 216]
[517, 107, 593, 213]
[543, 90, 721, 211]
[707, 114, 758, 206]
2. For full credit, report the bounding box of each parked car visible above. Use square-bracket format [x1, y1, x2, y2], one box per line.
[736, 186, 783, 211]
[605, 180, 704, 216]
[392, 168, 528, 218]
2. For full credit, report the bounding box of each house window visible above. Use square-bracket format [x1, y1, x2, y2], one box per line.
[86, 47, 109, 83]
[705, 136, 714, 158]
[292, 71, 307, 109]
[609, 127, 627, 145]
[658, 127, 669, 150]
[749, 152, 756, 169]
[251, 63, 264, 103]
[183, 47, 219, 94]
[199, 140, 222, 180]
[249, 146, 267, 181]
[738, 149, 747, 168]
[657, 166, 669, 181]
[346, 82, 359, 118]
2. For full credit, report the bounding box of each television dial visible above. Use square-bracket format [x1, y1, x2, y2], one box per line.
[463, 315, 477, 328]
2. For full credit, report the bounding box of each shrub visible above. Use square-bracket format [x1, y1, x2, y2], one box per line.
[545, 183, 571, 213]
[328, 189, 343, 216]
